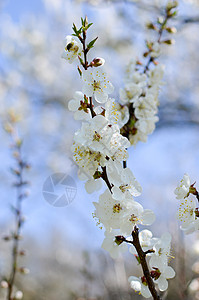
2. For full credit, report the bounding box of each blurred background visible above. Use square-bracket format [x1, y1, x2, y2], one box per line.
[0, 0, 199, 299]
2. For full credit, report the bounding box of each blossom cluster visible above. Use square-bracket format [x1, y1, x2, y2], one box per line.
[175, 174, 199, 234]
[128, 231, 175, 298]
[120, 60, 164, 146]
[63, 14, 176, 298]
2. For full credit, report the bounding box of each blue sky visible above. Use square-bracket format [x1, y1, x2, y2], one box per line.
[2, 0, 45, 21]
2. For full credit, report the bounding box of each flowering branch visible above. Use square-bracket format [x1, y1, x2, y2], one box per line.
[120, 1, 178, 144]
[144, 1, 177, 73]
[2, 116, 30, 300]
[62, 5, 176, 298]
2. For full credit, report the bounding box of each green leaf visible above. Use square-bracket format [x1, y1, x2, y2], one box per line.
[72, 23, 78, 34]
[85, 23, 93, 30]
[72, 23, 82, 37]
[87, 37, 98, 50]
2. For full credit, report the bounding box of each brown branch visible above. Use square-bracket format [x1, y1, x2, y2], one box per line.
[132, 227, 161, 300]
[89, 96, 96, 118]
[122, 227, 161, 300]
[123, 161, 127, 168]
[101, 166, 113, 192]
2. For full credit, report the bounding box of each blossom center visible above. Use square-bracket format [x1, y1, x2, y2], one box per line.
[93, 131, 102, 142]
[113, 203, 122, 213]
[119, 184, 129, 193]
[66, 42, 79, 54]
[92, 80, 101, 91]
[129, 214, 139, 223]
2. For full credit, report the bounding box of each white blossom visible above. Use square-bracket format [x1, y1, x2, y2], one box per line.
[119, 201, 155, 235]
[62, 35, 82, 63]
[85, 178, 102, 194]
[128, 276, 151, 298]
[68, 91, 91, 121]
[107, 160, 142, 200]
[174, 173, 191, 199]
[101, 230, 128, 259]
[73, 115, 130, 165]
[150, 42, 161, 58]
[149, 232, 172, 269]
[82, 68, 114, 103]
[152, 264, 175, 291]
[93, 189, 124, 230]
[177, 196, 199, 233]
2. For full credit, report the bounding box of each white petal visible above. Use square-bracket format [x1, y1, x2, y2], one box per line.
[141, 209, 156, 225]
[94, 91, 108, 103]
[68, 99, 80, 111]
[157, 276, 168, 291]
[112, 186, 124, 200]
[141, 285, 152, 298]
[82, 84, 93, 97]
[82, 70, 94, 82]
[85, 179, 102, 194]
[74, 110, 91, 121]
[164, 266, 175, 279]
[128, 276, 141, 291]
[105, 81, 114, 94]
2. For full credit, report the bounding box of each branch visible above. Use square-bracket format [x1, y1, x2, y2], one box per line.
[122, 227, 161, 300]
[132, 227, 161, 300]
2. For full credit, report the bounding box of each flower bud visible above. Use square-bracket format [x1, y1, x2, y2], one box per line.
[166, 27, 177, 34]
[19, 250, 26, 256]
[3, 235, 11, 241]
[167, 1, 178, 10]
[146, 22, 156, 30]
[163, 39, 175, 45]
[92, 57, 105, 67]
[1, 280, 8, 288]
[157, 16, 164, 25]
[14, 291, 23, 299]
[19, 267, 30, 274]
[115, 235, 125, 245]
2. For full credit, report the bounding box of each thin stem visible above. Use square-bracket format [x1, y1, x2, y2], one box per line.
[101, 166, 112, 192]
[89, 97, 96, 118]
[144, 10, 170, 74]
[82, 30, 88, 70]
[80, 26, 113, 191]
[7, 145, 23, 300]
[5, 138, 29, 300]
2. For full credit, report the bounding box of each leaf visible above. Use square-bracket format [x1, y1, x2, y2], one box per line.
[77, 66, 82, 76]
[72, 23, 82, 37]
[86, 23, 93, 30]
[87, 37, 98, 50]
